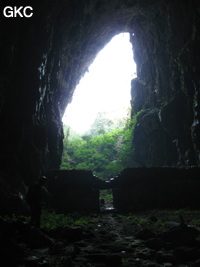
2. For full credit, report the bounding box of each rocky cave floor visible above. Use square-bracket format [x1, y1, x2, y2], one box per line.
[1, 208, 200, 267]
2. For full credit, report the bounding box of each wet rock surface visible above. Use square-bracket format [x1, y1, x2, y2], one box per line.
[1, 210, 200, 266]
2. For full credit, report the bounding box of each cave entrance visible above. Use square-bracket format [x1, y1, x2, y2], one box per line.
[99, 189, 114, 211]
[61, 32, 137, 180]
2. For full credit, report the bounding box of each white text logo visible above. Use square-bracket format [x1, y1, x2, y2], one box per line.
[3, 6, 33, 18]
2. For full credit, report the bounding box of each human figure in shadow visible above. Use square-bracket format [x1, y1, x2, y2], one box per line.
[26, 176, 47, 228]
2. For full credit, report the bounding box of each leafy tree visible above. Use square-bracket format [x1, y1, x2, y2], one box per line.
[61, 110, 142, 180]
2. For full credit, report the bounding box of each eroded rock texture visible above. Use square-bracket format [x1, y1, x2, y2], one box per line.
[131, 1, 200, 167]
[0, 0, 200, 187]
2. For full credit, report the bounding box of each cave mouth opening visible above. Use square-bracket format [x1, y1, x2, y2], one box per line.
[61, 32, 137, 180]
[62, 32, 136, 134]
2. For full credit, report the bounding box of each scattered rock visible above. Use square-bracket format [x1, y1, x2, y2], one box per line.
[155, 250, 177, 264]
[174, 246, 200, 262]
[145, 238, 165, 250]
[1, 211, 200, 266]
[136, 229, 156, 240]
[49, 227, 83, 242]
[149, 215, 158, 222]
[190, 260, 200, 267]
[105, 254, 122, 265]
[21, 227, 54, 248]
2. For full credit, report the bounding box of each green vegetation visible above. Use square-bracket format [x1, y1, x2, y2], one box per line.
[118, 209, 200, 229]
[100, 189, 113, 201]
[119, 214, 149, 228]
[190, 218, 200, 227]
[7, 211, 99, 229]
[6, 208, 200, 230]
[153, 209, 200, 227]
[61, 110, 142, 179]
[40, 211, 98, 229]
[152, 208, 200, 216]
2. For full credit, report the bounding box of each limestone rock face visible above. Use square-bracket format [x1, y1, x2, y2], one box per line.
[0, 0, 200, 185]
[130, 2, 200, 166]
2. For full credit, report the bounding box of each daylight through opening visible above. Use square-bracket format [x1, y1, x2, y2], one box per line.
[62, 32, 136, 133]
[61, 32, 137, 180]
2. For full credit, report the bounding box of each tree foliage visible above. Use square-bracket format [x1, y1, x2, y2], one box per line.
[61, 111, 142, 180]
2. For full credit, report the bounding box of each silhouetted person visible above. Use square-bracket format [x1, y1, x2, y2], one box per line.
[26, 176, 47, 228]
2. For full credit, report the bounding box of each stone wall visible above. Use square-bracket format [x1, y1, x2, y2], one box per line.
[45, 167, 200, 213]
[45, 169, 109, 214]
[113, 167, 200, 212]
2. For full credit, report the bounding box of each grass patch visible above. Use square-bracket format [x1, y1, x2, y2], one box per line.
[118, 209, 200, 229]
[190, 218, 200, 227]
[119, 214, 149, 227]
[152, 208, 200, 215]
[5, 211, 99, 230]
[41, 211, 99, 229]
[151, 209, 200, 227]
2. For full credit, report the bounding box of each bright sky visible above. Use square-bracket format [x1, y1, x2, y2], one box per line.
[62, 32, 137, 133]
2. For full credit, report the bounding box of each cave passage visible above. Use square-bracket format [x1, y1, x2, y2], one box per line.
[62, 32, 136, 134]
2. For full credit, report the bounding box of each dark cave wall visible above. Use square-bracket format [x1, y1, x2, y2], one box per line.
[131, 1, 200, 167]
[0, 0, 200, 189]
[0, 2, 63, 182]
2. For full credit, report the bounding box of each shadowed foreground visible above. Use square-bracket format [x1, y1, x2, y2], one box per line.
[1, 209, 200, 266]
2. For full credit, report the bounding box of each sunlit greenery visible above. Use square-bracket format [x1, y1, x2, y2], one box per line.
[100, 189, 113, 201]
[61, 110, 142, 179]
